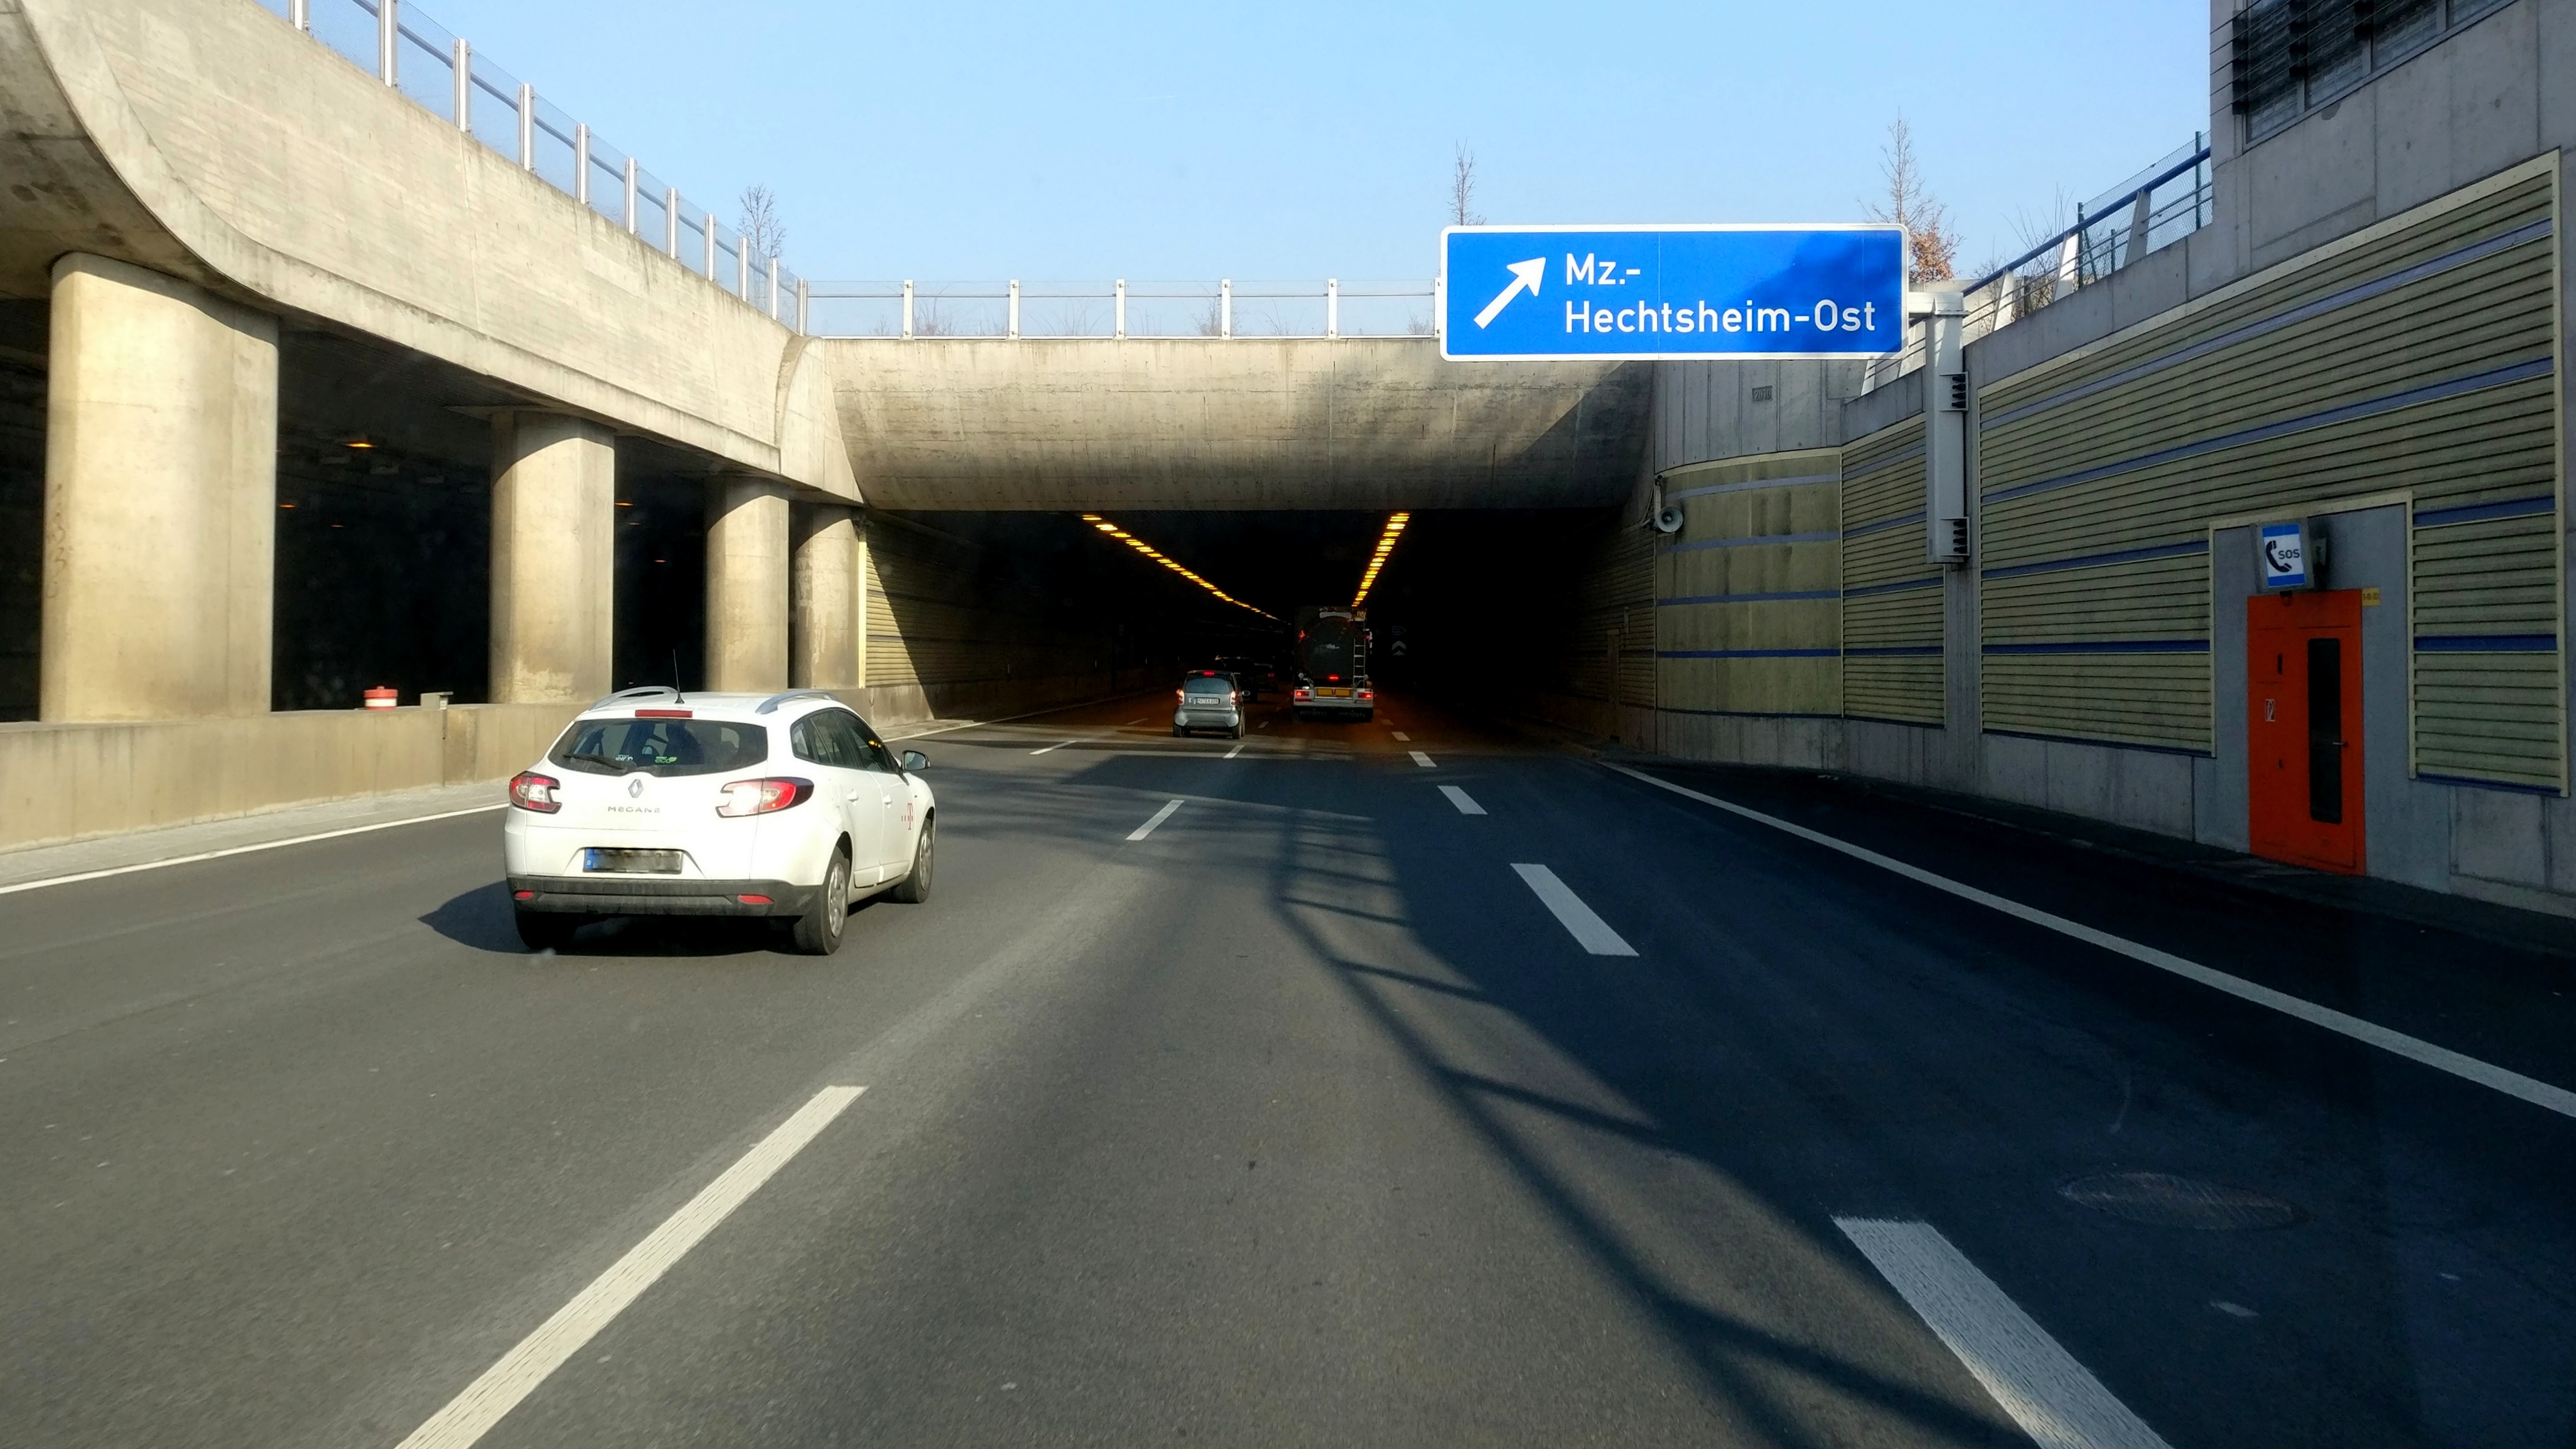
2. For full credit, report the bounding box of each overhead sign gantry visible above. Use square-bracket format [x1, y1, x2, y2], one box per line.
[1440, 224, 1905, 361]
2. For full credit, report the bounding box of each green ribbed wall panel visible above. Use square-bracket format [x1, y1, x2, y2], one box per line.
[1974, 161, 2560, 787]
[1839, 417, 1941, 723]
[1657, 450, 1842, 717]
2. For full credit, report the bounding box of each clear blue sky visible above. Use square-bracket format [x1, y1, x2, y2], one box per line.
[415, 0, 2212, 283]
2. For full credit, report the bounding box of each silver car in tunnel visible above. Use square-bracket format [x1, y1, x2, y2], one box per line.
[1173, 671, 1244, 738]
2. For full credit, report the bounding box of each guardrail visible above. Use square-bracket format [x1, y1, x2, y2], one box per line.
[1865, 134, 2212, 386]
[259, 0, 803, 327]
[803, 280, 1440, 340]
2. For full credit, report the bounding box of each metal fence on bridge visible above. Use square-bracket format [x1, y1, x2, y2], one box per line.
[801, 280, 1440, 341]
[258, 0, 803, 325]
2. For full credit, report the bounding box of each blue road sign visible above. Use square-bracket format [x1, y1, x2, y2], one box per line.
[1440, 225, 1905, 361]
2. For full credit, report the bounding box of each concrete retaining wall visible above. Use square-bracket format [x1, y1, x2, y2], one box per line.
[0, 702, 578, 852]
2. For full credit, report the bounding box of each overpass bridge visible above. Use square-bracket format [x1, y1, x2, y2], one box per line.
[2, 0, 2569, 929]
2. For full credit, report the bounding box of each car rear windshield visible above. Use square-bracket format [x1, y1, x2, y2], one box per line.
[548, 717, 769, 777]
[1183, 678, 1232, 695]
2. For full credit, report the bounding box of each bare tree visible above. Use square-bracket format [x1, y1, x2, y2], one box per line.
[1863, 117, 1957, 282]
[1450, 144, 1485, 228]
[738, 184, 788, 265]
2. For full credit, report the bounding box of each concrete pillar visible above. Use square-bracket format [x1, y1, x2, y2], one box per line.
[789, 504, 861, 689]
[705, 477, 789, 692]
[41, 255, 279, 722]
[489, 411, 615, 703]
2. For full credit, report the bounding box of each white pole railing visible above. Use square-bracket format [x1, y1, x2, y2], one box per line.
[901, 280, 915, 338]
[1114, 279, 1126, 339]
[1219, 279, 1231, 339]
[295, 0, 805, 331]
[1007, 280, 1020, 339]
[452, 39, 470, 130]
[1326, 278, 1338, 339]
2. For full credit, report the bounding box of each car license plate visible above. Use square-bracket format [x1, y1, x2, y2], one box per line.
[585, 848, 681, 874]
[1320, 688, 1351, 697]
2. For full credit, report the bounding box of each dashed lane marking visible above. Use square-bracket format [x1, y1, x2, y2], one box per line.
[1029, 739, 1079, 756]
[1511, 864, 1636, 956]
[1225, 742, 1246, 759]
[1439, 786, 1486, 816]
[1127, 799, 1186, 841]
[1409, 751, 1436, 768]
[1605, 762, 2576, 1121]
[395, 1086, 867, 1449]
[1837, 1217, 2174, 1449]
[1392, 731, 1412, 741]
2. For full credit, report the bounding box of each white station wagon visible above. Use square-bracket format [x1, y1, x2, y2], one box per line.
[504, 687, 936, 955]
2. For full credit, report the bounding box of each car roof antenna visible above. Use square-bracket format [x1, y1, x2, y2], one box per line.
[671, 649, 685, 705]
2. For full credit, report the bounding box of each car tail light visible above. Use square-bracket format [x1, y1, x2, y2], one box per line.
[1176, 688, 1185, 700]
[716, 777, 814, 817]
[509, 771, 562, 813]
[737, 893, 774, 905]
[513, 889, 536, 900]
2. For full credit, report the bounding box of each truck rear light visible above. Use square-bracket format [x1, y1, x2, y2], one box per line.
[1294, 688, 1311, 699]
[509, 771, 562, 813]
[1359, 690, 1373, 700]
[716, 777, 814, 817]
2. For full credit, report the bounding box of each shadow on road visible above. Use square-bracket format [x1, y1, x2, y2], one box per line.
[419, 881, 851, 958]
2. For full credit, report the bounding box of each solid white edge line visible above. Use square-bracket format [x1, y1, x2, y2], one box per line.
[1835, 1217, 2173, 1449]
[1604, 762, 2576, 1120]
[1439, 784, 1487, 816]
[1409, 751, 1436, 768]
[1510, 863, 1637, 956]
[395, 1085, 866, 1449]
[0, 803, 510, 898]
[1029, 738, 1079, 756]
[1126, 799, 1185, 841]
[1225, 742, 1246, 759]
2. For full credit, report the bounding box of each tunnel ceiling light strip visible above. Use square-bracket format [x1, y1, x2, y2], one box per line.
[1079, 514, 1278, 620]
[1351, 512, 1410, 607]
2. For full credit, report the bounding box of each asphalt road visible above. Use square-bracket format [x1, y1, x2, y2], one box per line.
[5, 691, 2574, 1447]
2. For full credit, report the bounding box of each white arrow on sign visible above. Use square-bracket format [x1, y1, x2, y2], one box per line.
[1473, 258, 1546, 329]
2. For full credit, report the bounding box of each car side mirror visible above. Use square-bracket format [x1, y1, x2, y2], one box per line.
[899, 749, 928, 773]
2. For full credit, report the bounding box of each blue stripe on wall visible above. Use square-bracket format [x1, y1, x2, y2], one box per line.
[1981, 357, 2554, 505]
[1842, 442, 1926, 481]
[1845, 645, 1943, 657]
[1658, 648, 1840, 659]
[1983, 639, 2208, 655]
[2416, 634, 2557, 652]
[1664, 472, 1839, 502]
[1667, 531, 1840, 552]
[1657, 590, 1839, 605]
[1843, 576, 1941, 598]
[2412, 495, 2556, 527]
[1844, 510, 1925, 539]
[1982, 539, 2208, 581]
[1981, 219, 2553, 432]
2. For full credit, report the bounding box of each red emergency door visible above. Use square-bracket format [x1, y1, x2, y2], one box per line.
[2247, 591, 2364, 873]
